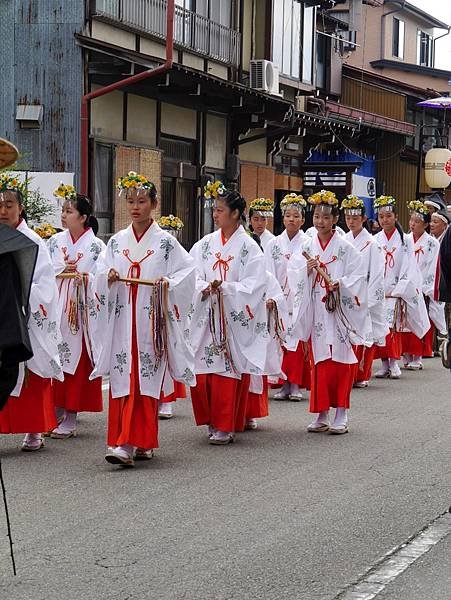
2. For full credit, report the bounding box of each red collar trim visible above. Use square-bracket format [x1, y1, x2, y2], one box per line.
[70, 227, 90, 245]
[132, 220, 153, 242]
[318, 231, 335, 251]
[14, 217, 24, 229]
[220, 227, 239, 246]
[385, 228, 396, 241]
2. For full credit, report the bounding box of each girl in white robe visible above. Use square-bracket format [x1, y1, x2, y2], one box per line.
[189, 190, 269, 445]
[343, 196, 388, 387]
[401, 201, 447, 369]
[287, 190, 372, 434]
[91, 172, 196, 467]
[47, 190, 106, 438]
[373, 196, 429, 379]
[265, 194, 310, 401]
[0, 180, 63, 451]
[248, 197, 275, 251]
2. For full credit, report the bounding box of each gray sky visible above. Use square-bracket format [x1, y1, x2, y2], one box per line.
[408, 0, 451, 69]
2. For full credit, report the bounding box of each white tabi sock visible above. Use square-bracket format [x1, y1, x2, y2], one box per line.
[117, 444, 135, 458]
[290, 384, 300, 394]
[313, 410, 330, 425]
[55, 407, 66, 422]
[333, 407, 348, 427]
[58, 411, 77, 433]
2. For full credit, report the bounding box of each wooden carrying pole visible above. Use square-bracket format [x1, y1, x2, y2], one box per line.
[57, 273, 157, 286]
[302, 251, 334, 286]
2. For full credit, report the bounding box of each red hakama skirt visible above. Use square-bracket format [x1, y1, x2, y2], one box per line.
[309, 359, 355, 413]
[0, 372, 57, 433]
[191, 373, 250, 433]
[280, 341, 311, 389]
[160, 381, 186, 404]
[353, 345, 376, 383]
[53, 340, 103, 413]
[107, 284, 159, 450]
[374, 331, 401, 360]
[246, 376, 269, 420]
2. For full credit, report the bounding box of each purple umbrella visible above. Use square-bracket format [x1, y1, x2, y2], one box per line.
[417, 97, 451, 109]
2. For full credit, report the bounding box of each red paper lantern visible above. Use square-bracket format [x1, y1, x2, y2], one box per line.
[445, 157, 451, 177]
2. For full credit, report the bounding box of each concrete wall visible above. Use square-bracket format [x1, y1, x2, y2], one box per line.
[90, 87, 124, 140]
[239, 138, 267, 164]
[126, 95, 157, 147]
[91, 20, 135, 50]
[161, 104, 197, 139]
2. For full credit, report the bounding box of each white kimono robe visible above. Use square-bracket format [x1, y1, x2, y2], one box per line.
[374, 229, 429, 339]
[287, 232, 372, 365]
[12, 220, 63, 396]
[249, 271, 288, 394]
[90, 222, 196, 398]
[345, 228, 388, 346]
[407, 231, 447, 334]
[265, 229, 307, 314]
[47, 228, 106, 374]
[259, 228, 275, 251]
[189, 226, 269, 378]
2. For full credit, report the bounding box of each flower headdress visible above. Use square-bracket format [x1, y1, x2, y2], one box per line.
[280, 193, 306, 212]
[157, 214, 184, 240]
[307, 189, 338, 207]
[157, 214, 184, 231]
[54, 183, 77, 201]
[0, 172, 25, 195]
[341, 194, 365, 215]
[374, 195, 396, 212]
[33, 223, 57, 239]
[249, 197, 274, 217]
[117, 171, 154, 194]
[203, 179, 226, 208]
[407, 200, 429, 220]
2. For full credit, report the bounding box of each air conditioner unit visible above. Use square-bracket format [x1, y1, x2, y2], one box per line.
[250, 60, 280, 95]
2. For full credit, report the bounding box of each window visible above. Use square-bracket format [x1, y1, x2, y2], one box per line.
[417, 30, 433, 67]
[93, 143, 114, 243]
[392, 17, 405, 59]
[272, 1, 315, 83]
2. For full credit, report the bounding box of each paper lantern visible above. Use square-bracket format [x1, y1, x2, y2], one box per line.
[424, 148, 451, 189]
[445, 157, 451, 177]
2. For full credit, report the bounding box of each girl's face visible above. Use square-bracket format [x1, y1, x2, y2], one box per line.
[126, 188, 155, 225]
[345, 213, 366, 235]
[409, 213, 426, 238]
[250, 213, 267, 236]
[0, 191, 22, 227]
[61, 201, 86, 231]
[378, 209, 397, 233]
[313, 207, 338, 235]
[283, 208, 304, 235]
[213, 199, 239, 230]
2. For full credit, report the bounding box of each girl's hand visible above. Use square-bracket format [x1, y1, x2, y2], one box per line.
[306, 258, 318, 275]
[108, 269, 120, 286]
[266, 299, 275, 309]
[329, 281, 339, 291]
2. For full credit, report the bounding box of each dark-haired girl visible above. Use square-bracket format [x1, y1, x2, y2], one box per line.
[373, 196, 429, 379]
[91, 172, 196, 467]
[189, 187, 269, 445]
[401, 201, 447, 369]
[47, 188, 106, 438]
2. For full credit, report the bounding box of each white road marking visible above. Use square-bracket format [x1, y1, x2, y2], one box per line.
[335, 510, 451, 599]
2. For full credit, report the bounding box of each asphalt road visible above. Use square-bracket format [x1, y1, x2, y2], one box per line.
[0, 358, 450, 600]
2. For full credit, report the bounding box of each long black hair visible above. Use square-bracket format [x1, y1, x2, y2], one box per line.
[222, 190, 247, 224]
[71, 194, 99, 235]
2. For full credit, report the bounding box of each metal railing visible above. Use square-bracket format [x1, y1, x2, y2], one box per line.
[92, 0, 241, 67]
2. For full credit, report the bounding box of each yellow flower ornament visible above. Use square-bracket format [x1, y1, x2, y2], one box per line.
[249, 197, 274, 217]
[307, 190, 338, 206]
[407, 200, 429, 219]
[0, 173, 24, 194]
[117, 171, 154, 194]
[374, 195, 396, 212]
[54, 183, 77, 201]
[341, 195, 365, 214]
[280, 193, 306, 212]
